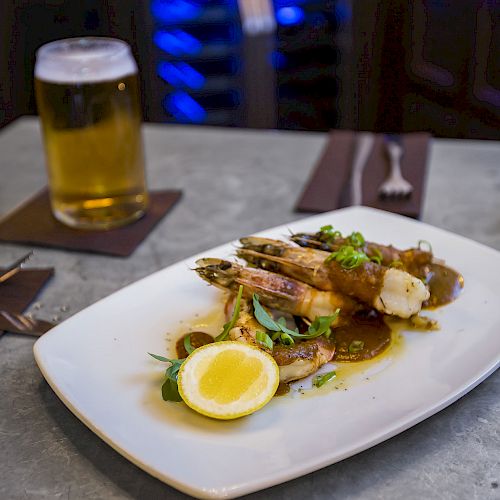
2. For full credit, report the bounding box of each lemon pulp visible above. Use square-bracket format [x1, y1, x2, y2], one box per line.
[198, 350, 266, 404]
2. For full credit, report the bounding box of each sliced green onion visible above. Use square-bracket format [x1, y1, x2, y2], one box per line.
[256, 331, 274, 350]
[313, 371, 336, 388]
[370, 248, 383, 265]
[280, 333, 295, 345]
[418, 239, 433, 253]
[216, 285, 244, 341]
[325, 245, 370, 269]
[319, 224, 342, 241]
[389, 260, 404, 268]
[271, 331, 281, 341]
[348, 340, 365, 353]
[348, 231, 365, 248]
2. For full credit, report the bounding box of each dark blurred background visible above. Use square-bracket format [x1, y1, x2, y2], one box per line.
[1, 0, 499, 138]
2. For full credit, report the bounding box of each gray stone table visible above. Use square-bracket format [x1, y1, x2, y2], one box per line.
[0, 117, 499, 500]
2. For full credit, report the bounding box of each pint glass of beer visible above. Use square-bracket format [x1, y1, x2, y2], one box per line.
[35, 38, 148, 230]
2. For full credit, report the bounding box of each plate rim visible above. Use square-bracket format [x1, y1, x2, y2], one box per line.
[33, 206, 500, 499]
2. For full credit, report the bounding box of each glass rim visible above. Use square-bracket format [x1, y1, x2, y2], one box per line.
[34, 37, 137, 84]
[36, 37, 132, 62]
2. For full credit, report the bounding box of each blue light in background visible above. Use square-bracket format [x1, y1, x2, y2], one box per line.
[157, 62, 206, 89]
[335, 0, 352, 23]
[276, 6, 305, 26]
[153, 29, 202, 56]
[173, 30, 202, 55]
[270, 51, 287, 70]
[165, 91, 207, 123]
[151, 0, 201, 24]
[273, 0, 307, 7]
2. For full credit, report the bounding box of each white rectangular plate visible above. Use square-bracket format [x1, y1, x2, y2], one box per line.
[34, 207, 500, 499]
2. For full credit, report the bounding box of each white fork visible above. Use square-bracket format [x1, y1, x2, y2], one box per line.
[378, 135, 413, 198]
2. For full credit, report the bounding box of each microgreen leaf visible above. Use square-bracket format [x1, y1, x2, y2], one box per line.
[307, 311, 339, 339]
[253, 294, 281, 331]
[313, 371, 336, 388]
[253, 295, 339, 345]
[148, 352, 170, 362]
[149, 354, 185, 402]
[256, 331, 274, 350]
[161, 378, 183, 402]
[348, 340, 365, 353]
[277, 316, 287, 327]
[216, 285, 244, 341]
[183, 333, 195, 355]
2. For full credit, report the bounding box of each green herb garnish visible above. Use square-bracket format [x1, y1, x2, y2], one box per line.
[348, 340, 365, 353]
[325, 245, 370, 269]
[319, 224, 342, 241]
[256, 331, 274, 350]
[148, 353, 185, 402]
[183, 333, 195, 355]
[389, 260, 404, 268]
[348, 231, 365, 248]
[306, 312, 339, 339]
[279, 332, 295, 345]
[215, 284, 244, 341]
[418, 240, 433, 253]
[313, 371, 337, 388]
[370, 248, 383, 265]
[253, 294, 339, 344]
[270, 330, 295, 345]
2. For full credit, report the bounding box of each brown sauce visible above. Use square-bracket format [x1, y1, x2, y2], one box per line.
[333, 311, 392, 362]
[423, 262, 464, 308]
[176, 331, 214, 358]
[327, 262, 385, 308]
[274, 382, 290, 396]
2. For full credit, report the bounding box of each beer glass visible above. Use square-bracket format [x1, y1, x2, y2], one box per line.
[35, 38, 148, 230]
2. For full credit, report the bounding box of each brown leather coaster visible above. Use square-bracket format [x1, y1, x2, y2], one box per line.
[295, 131, 431, 219]
[0, 188, 182, 257]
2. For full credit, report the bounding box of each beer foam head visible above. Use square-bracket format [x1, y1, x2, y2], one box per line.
[35, 37, 137, 84]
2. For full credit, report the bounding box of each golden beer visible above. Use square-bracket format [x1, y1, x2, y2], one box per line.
[35, 38, 148, 229]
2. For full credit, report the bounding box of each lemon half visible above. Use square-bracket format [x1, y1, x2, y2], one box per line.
[177, 341, 279, 420]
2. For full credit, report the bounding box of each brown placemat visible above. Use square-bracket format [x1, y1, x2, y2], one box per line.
[0, 268, 54, 312]
[0, 188, 182, 257]
[295, 131, 431, 218]
[0, 267, 54, 334]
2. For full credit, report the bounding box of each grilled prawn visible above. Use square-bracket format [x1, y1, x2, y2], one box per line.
[195, 258, 357, 320]
[237, 237, 430, 319]
[290, 231, 433, 278]
[228, 298, 336, 383]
